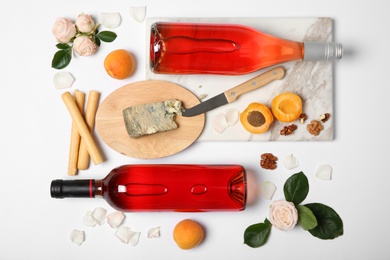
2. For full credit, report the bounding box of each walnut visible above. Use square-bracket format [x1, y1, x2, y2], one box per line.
[307, 120, 324, 136]
[299, 113, 308, 124]
[280, 124, 298, 136]
[319, 113, 331, 123]
[260, 153, 278, 170]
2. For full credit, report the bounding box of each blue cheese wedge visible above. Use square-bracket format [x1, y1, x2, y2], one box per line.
[122, 99, 182, 138]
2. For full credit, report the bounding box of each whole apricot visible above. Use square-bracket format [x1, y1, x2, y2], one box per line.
[104, 49, 135, 79]
[173, 219, 204, 250]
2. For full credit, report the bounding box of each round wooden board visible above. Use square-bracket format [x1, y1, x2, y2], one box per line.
[96, 80, 205, 159]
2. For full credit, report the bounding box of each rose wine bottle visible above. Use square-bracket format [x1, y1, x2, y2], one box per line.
[150, 22, 342, 75]
[51, 164, 247, 212]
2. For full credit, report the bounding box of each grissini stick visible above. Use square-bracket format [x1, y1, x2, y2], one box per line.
[78, 90, 100, 170]
[62, 92, 104, 165]
[68, 90, 85, 175]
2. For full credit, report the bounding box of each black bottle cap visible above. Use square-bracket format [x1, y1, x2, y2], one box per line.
[50, 179, 95, 199]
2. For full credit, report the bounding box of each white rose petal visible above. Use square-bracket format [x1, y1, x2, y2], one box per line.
[147, 226, 161, 238]
[53, 71, 75, 90]
[92, 207, 107, 225]
[100, 12, 122, 29]
[129, 6, 146, 23]
[128, 231, 141, 246]
[283, 154, 299, 170]
[225, 108, 240, 126]
[106, 211, 125, 228]
[70, 229, 85, 246]
[316, 164, 333, 181]
[259, 181, 277, 200]
[212, 113, 228, 133]
[82, 210, 98, 227]
[115, 226, 132, 243]
[115, 226, 141, 246]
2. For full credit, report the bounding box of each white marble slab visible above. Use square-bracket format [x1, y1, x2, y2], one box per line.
[145, 17, 334, 141]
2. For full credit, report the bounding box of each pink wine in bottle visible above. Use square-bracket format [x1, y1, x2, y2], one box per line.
[150, 22, 342, 75]
[51, 164, 247, 212]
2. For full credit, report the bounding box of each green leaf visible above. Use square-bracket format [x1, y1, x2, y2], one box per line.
[56, 43, 71, 50]
[243, 219, 272, 248]
[296, 205, 318, 230]
[95, 37, 101, 47]
[51, 49, 72, 69]
[96, 31, 117, 42]
[283, 172, 309, 205]
[304, 203, 343, 240]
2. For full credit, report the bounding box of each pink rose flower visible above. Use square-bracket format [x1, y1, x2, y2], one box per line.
[76, 13, 95, 33]
[269, 200, 298, 231]
[73, 36, 97, 56]
[52, 18, 76, 43]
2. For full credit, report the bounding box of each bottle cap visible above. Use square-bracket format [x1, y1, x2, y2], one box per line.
[50, 179, 95, 199]
[303, 42, 343, 61]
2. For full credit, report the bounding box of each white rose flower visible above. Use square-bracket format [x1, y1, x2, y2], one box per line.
[52, 17, 76, 43]
[73, 36, 97, 56]
[76, 13, 95, 33]
[269, 200, 298, 231]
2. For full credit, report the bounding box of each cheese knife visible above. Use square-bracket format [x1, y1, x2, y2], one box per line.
[181, 66, 285, 117]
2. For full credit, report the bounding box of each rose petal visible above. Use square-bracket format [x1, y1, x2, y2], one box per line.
[259, 181, 277, 200]
[128, 231, 141, 246]
[212, 113, 228, 133]
[70, 229, 85, 246]
[147, 226, 160, 238]
[100, 12, 122, 29]
[115, 226, 132, 243]
[225, 108, 240, 126]
[53, 71, 75, 90]
[129, 6, 146, 23]
[283, 154, 299, 170]
[92, 207, 107, 225]
[82, 210, 98, 227]
[106, 211, 125, 228]
[316, 164, 333, 181]
[115, 226, 141, 246]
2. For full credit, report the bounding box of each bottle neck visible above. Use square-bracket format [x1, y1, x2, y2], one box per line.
[50, 179, 97, 198]
[303, 42, 343, 61]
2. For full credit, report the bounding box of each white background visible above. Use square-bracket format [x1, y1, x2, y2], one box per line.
[0, 0, 388, 259]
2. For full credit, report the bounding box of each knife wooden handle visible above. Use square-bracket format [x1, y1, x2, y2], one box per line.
[224, 66, 285, 103]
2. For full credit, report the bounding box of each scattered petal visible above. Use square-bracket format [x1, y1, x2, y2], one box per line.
[283, 154, 299, 170]
[70, 229, 85, 246]
[92, 207, 107, 225]
[316, 164, 333, 181]
[259, 181, 277, 200]
[106, 211, 125, 228]
[115, 226, 141, 245]
[100, 12, 122, 29]
[53, 71, 75, 90]
[212, 113, 228, 133]
[147, 226, 161, 238]
[115, 226, 132, 244]
[225, 108, 240, 126]
[82, 210, 98, 227]
[128, 231, 141, 246]
[129, 6, 146, 23]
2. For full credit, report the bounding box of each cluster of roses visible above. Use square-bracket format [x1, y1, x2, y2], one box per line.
[244, 172, 343, 248]
[51, 13, 116, 69]
[52, 13, 99, 56]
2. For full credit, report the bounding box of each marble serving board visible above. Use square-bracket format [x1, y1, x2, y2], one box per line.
[145, 17, 335, 141]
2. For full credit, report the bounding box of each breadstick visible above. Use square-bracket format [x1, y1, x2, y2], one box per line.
[68, 90, 85, 175]
[78, 90, 101, 170]
[62, 92, 104, 165]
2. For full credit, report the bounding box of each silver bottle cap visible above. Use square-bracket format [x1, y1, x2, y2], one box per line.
[303, 42, 343, 61]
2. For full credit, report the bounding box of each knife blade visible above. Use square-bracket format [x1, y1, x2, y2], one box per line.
[181, 66, 285, 117]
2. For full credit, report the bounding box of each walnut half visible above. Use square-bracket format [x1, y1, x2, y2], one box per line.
[307, 120, 324, 136]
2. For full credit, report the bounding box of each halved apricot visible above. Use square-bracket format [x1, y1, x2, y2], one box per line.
[271, 92, 302, 122]
[240, 103, 273, 134]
